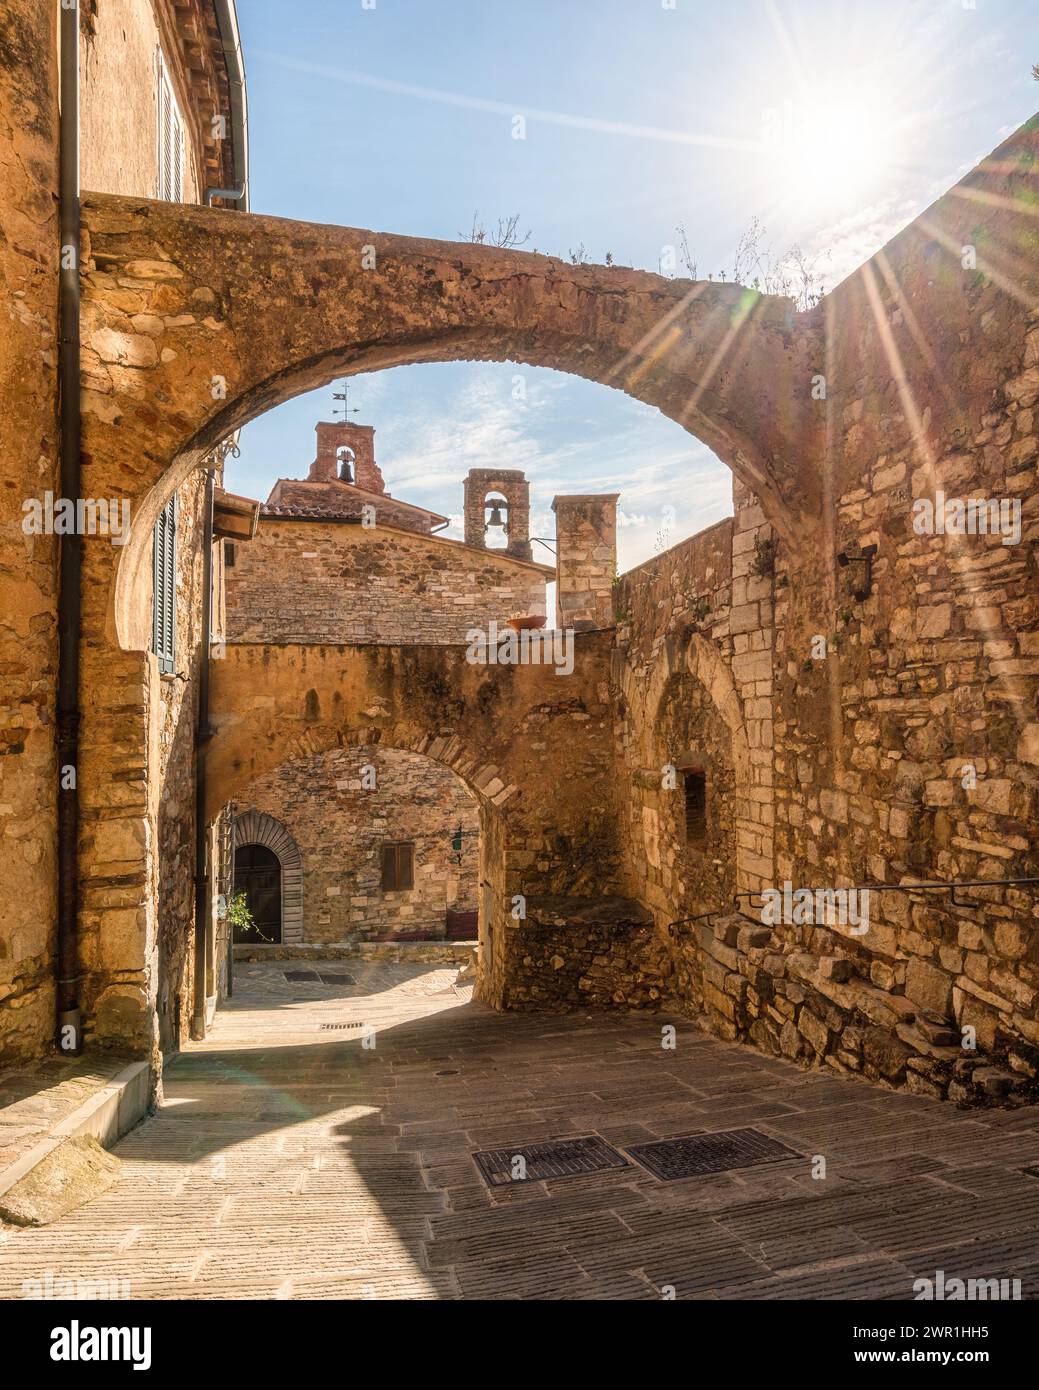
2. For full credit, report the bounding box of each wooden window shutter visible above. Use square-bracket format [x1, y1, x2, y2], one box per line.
[172, 102, 183, 201]
[381, 844, 396, 892]
[152, 495, 177, 674]
[381, 842, 415, 893]
[397, 842, 414, 891]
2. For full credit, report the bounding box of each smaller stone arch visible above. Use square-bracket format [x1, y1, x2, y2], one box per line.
[622, 629, 764, 894]
[234, 809, 304, 944]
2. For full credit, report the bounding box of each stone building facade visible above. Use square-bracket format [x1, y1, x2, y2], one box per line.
[233, 746, 479, 943]
[0, 0, 249, 1062]
[225, 417, 549, 942]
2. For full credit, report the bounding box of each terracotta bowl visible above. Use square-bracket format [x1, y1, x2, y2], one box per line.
[505, 614, 548, 632]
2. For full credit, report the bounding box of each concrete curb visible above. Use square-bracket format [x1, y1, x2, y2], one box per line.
[0, 1060, 151, 1204]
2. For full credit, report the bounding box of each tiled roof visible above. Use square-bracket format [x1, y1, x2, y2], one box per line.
[260, 503, 360, 519]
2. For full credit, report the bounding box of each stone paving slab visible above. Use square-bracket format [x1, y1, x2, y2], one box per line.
[0, 1054, 138, 1173]
[0, 961, 1037, 1300]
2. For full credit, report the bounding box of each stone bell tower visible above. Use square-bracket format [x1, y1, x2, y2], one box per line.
[307, 421, 385, 494]
[463, 469, 531, 561]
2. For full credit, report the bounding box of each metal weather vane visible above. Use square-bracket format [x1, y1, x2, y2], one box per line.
[332, 379, 360, 423]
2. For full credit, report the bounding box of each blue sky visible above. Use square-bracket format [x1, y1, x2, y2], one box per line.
[227, 0, 1037, 570]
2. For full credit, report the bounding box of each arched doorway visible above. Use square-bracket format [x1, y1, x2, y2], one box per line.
[233, 843, 282, 943]
[232, 809, 305, 944]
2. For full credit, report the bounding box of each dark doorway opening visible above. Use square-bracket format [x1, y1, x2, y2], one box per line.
[234, 842, 283, 943]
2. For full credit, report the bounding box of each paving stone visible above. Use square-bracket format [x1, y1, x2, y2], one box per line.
[1, 962, 1036, 1300]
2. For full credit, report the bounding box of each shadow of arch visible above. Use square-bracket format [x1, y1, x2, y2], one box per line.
[234, 808, 304, 944]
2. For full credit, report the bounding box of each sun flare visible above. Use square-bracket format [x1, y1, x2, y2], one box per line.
[766, 83, 899, 215]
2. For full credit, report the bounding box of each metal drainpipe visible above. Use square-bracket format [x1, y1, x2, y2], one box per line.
[191, 469, 217, 1041]
[205, 0, 249, 211]
[56, 0, 82, 1055]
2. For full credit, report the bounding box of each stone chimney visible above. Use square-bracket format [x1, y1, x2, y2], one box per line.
[552, 494, 619, 630]
[308, 421, 385, 494]
[463, 469, 531, 561]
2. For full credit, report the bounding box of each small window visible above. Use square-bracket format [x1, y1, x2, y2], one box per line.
[381, 841, 414, 892]
[683, 769, 707, 849]
[157, 50, 184, 202]
[224, 540, 236, 567]
[152, 495, 177, 674]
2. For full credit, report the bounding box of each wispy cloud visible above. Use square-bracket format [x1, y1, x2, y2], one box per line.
[254, 51, 759, 152]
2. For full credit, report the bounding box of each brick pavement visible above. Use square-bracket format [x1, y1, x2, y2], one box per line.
[1, 961, 1037, 1300]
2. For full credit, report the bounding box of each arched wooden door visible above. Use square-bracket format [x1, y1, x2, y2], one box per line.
[233, 842, 282, 943]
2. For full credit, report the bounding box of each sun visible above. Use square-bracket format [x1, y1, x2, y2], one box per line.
[764, 81, 901, 216]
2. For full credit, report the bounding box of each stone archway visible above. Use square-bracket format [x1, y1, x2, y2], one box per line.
[621, 628, 769, 899]
[74, 195, 815, 1052]
[76, 195, 824, 653]
[233, 809, 304, 944]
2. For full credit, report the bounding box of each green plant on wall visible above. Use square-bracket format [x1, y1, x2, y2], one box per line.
[225, 890, 276, 943]
[750, 536, 775, 578]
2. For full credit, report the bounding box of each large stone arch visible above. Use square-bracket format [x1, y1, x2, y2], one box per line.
[232, 809, 304, 944]
[76, 195, 824, 650]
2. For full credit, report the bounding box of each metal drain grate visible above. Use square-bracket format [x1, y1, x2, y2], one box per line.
[625, 1127, 800, 1180]
[472, 1135, 629, 1187]
[318, 1021, 366, 1031]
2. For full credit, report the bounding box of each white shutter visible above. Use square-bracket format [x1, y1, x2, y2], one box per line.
[157, 50, 183, 203]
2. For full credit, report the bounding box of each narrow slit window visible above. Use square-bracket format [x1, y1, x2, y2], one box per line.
[683, 769, 707, 849]
[381, 841, 415, 892]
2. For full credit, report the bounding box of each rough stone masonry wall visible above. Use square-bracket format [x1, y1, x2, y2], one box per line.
[503, 896, 670, 1011]
[75, 467, 209, 1059]
[0, 0, 237, 1062]
[226, 520, 547, 645]
[0, 0, 59, 1061]
[610, 131, 1039, 1102]
[616, 487, 777, 910]
[205, 635, 628, 1012]
[236, 745, 479, 942]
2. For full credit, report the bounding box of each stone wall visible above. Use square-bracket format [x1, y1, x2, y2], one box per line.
[0, 0, 59, 1061]
[615, 413, 1037, 1103]
[225, 519, 549, 645]
[77, 466, 210, 1058]
[205, 634, 629, 1011]
[503, 896, 670, 1011]
[606, 129, 1039, 1100]
[235, 745, 479, 942]
[153, 472, 208, 1051]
